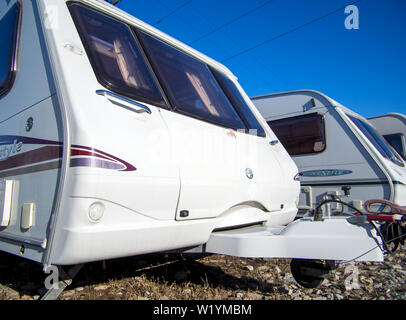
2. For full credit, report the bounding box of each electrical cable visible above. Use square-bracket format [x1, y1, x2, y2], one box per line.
[189, 0, 274, 45]
[311, 198, 406, 271]
[153, 0, 193, 26]
[221, 0, 362, 62]
[153, 0, 286, 89]
[314, 198, 406, 255]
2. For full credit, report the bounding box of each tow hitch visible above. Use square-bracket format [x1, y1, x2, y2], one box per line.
[188, 198, 406, 289]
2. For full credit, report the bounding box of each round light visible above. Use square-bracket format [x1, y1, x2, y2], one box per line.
[88, 202, 104, 222]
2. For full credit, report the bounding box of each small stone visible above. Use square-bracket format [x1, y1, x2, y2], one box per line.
[244, 265, 254, 272]
[62, 291, 74, 297]
[75, 287, 84, 292]
[236, 292, 244, 299]
[94, 285, 109, 291]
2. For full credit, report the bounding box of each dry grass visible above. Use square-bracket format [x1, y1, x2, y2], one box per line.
[0, 246, 405, 300]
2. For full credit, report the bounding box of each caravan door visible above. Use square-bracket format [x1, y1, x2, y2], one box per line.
[58, 2, 181, 221]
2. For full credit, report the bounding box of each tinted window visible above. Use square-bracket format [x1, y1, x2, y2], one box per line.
[384, 133, 405, 160]
[268, 113, 326, 155]
[0, 2, 20, 97]
[136, 30, 246, 130]
[211, 68, 265, 137]
[347, 115, 404, 167]
[68, 3, 167, 108]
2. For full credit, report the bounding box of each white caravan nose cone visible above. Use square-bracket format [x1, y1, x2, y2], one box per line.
[88, 202, 105, 222]
[245, 168, 254, 179]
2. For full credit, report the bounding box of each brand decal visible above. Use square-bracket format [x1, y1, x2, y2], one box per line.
[245, 168, 254, 179]
[299, 169, 353, 177]
[0, 135, 136, 176]
[0, 139, 23, 161]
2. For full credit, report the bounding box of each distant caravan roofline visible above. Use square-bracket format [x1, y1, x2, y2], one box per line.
[251, 89, 344, 109]
[368, 113, 406, 121]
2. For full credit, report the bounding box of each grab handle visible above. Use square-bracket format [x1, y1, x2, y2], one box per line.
[96, 90, 152, 114]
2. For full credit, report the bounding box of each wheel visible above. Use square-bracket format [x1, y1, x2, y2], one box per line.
[290, 259, 326, 288]
[380, 221, 405, 252]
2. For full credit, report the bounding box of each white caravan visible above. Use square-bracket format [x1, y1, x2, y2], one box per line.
[0, 0, 299, 274]
[252, 90, 406, 218]
[368, 113, 406, 161]
[0, 1, 397, 297]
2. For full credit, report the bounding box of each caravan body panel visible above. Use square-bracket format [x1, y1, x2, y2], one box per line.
[0, 0, 64, 263]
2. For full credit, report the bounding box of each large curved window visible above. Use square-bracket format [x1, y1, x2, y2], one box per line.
[211, 68, 265, 137]
[0, 2, 21, 97]
[347, 115, 404, 167]
[384, 133, 405, 160]
[136, 29, 246, 131]
[68, 2, 263, 135]
[68, 3, 167, 108]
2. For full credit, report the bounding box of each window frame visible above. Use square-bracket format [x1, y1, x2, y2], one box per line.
[346, 114, 405, 167]
[267, 112, 327, 156]
[67, 2, 170, 110]
[135, 28, 249, 132]
[210, 67, 266, 137]
[383, 133, 406, 160]
[0, 0, 22, 99]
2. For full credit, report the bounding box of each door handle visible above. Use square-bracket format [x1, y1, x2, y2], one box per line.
[96, 90, 152, 114]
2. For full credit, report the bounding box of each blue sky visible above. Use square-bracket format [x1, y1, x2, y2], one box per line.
[115, 0, 406, 118]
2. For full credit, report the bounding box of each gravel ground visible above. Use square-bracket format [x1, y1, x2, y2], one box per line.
[0, 244, 404, 300]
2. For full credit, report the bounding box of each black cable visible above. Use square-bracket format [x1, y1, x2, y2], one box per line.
[314, 198, 392, 253]
[189, 0, 274, 45]
[221, 0, 362, 62]
[313, 198, 359, 219]
[153, 0, 193, 26]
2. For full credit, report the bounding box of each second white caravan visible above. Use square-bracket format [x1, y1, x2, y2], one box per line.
[252, 90, 406, 217]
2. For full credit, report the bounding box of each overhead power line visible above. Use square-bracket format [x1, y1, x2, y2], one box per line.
[189, 0, 274, 45]
[153, 0, 193, 26]
[153, 0, 285, 89]
[221, 0, 362, 63]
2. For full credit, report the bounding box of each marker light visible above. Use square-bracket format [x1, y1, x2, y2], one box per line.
[88, 202, 105, 222]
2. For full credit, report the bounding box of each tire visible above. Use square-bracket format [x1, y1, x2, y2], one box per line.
[290, 259, 325, 289]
